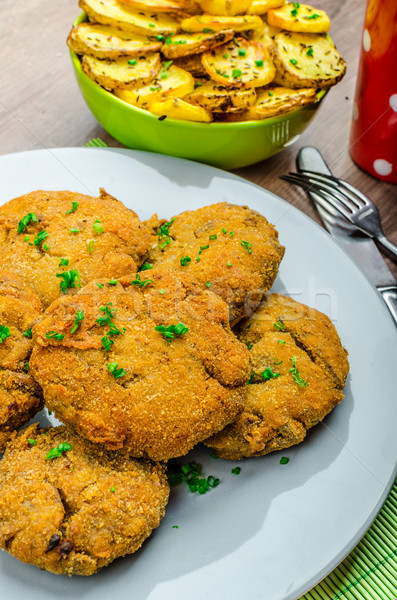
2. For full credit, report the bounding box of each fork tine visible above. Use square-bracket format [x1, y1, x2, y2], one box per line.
[281, 174, 352, 220]
[300, 170, 371, 207]
[286, 172, 359, 213]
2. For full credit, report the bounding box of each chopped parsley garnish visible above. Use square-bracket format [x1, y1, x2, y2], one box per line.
[241, 240, 252, 253]
[102, 336, 114, 351]
[23, 328, 32, 339]
[167, 460, 220, 495]
[88, 240, 94, 254]
[280, 456, 289, 464]
[34, 230, 49, 246]
[131, 274, 153, 287]
[17, 212, 38, 234]
[0, 324, 11, 344]
[157, 218, 174, 240]
[156, 34, 164, 41]
[97, 283, 104, 289]
[92, 219, 104, 234]
[209, 234, 217, 240]
[291, 8, 298, 16]
[289, 355, 307, 387]
[110, 486, 115, 492]
[59, 258, 69, 266]
[222, 228, 227, 234]
[128, 59, 137, 66]
[247, 371, 255, 384]
[227, 261, 232, 267]
[27, 439, 36, 446]
[65, 201, 79, 214]
[232, 69, 242, 78]
[307, 46, 314, 57]
[231, 467, 241, 475]
[277, 339, 285, 345]
[139, 263, 153, 271]
[274, 321, 285, 331]
[46, 442, 71, 460]
[306, 13, 320, 19]
[172, 525, 179, 529]
[200, 244, 209, 251]
[45, 331, 65, 340]
[261, 367, 280, 381]
[155, 322, 188, 341]
[56, 269, 81, 293]
[206, 281, 211, 288]
[107, 362, 126, 379]
[70, 310, 84, 334]
[268, 90, 274, 96]
[238, 48, 246, 56]
[274, 359, 283, 365]
[180, 256, 191, 266]
[108, 279, 118, 286]
[289, 59, 298, 66]
[96, 303, 126, 338]
[255, 59, 264, 67]
[70, 228, 80, 234]
[23, 361, 29, 371]
[43, 243, 49, 251]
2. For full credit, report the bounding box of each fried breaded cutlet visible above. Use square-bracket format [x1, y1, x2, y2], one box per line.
[0, 424, 169, 576]
[29, 270, 251, 461]
[0, 270, 43, 451]
[145, 203, 285, 324]
[205, 294, 349, 459]
[0, 189, 151, 308]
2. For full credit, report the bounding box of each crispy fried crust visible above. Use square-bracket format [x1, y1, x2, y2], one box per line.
[30, 270, 250, 461]
[0, 424, 169, 575]
[0, 189, 151, 308]
[0, 270, 44, 451]
[145, 203, 285, 324]
[205, 294, 349, 459]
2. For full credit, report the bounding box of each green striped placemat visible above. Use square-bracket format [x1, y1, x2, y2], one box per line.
[84, 138, 397, 600]
[301, 479, 397, 599]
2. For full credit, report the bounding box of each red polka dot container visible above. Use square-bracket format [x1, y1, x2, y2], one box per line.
[349, 0, 397, 184]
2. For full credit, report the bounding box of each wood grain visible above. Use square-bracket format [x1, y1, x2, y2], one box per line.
[0, 0, 396, 279]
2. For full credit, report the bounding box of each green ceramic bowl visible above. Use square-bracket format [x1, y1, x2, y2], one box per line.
[70, 13, 326, 170]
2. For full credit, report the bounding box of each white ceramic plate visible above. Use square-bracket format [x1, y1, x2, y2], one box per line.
[0, 148, 396, 600]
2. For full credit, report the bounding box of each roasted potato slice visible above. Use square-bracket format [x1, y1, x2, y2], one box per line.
[267, 3, 330, 33]
[162, 29, 234, 59]
[81, 53, 162, 90]
[248, 0, 286, 15]
[149, 97, 213, 121]
[79, 0, 180, 36]
[118, 0, 184, 12]
[272, 32, 346, 89]
[173, 53, 208, 76]
[114, 64, 194, 108]
[186, 79, 257, 112]
[249, 19, 281, 48]
[67, 23, 162, 58]
[202, 37, 275, 88]
[180, 14, 263, 33]
[243, 85, 317, 118]
[196, 0, 252, 16]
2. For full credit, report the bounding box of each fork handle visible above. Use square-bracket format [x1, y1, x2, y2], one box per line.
[376, 235, 397, 262]
[378, 286, 397, 327]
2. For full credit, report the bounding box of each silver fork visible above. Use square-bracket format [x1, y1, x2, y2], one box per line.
[281, 170, 397, 261]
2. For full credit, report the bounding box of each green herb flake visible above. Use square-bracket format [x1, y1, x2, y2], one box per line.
[238, 48, 246, 57]
[128, 59, 137, 66]
[0, 324, 11, 344]
[241, 240, 252, 253]
[56, 269, 81, 293]
[102, 335, 114, 351]
[107, 362, 126, 379]
[131, 274, 153, 287]
[92, 219, 104, 235]
[274, 359, 283, 365]
[156, 34, 164, 41]
[232, 69, 242, 78]
[70, 310, 84, 334]
[97, 283, 104, 289]
[307, 46, 314, 57]
[247, 371, 255, 384]
[17, 212, 38, 234]
[27, 439, 37, 446]
[46, 442, 71, 460]
[180, 256, 191, 266]
[231, 467, 241, 475]
[65, 201, 79, 215]
[172, 525, 179, 529]
[255, 59, 264, 67]
[155, 322, 188, 341]
[108, 279, 118, 286]
[206, 281, 211, 288]
[305, 13, 320, 19]
[34, 230, 49, 247]
[291, 8, 298, 16]
[268, 90, 274, 96]
[23, 236, 30, 242]
[167, 460, 219, 495]
[273, 321, 285, 331]
[222, 227, 227, 234]
[58, 258, 69, 266]
[139, 263, 153, 271]
[280, 456, 289, 464]
[289, 58, 298, 66]
[23, 328, 32, 339]
[70, 228, 80, 234]
[200, 244, 209, 251]
[261, 367, 280, 381]
[45, 331, 65, 341]
[277, 339, 285, 345]
[110, 486, 116, 492]
[227, 261, 232, 267]
[23, 361, 29, 371]
[88, 240, 94, 254]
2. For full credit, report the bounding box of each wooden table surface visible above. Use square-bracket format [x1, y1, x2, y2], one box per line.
[1, 0, 396, 278]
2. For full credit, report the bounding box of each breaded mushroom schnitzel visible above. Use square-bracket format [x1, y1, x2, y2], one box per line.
[0, 424, 169, 576]
[205, 294, 349, 459]
[0, 189, 150, 308]
[30, 270, 251, 461]
[145, 203, 285, 324]
[0, 270, 43, 451]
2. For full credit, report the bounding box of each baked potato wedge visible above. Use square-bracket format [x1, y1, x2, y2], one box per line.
[67, 23, 162, 58]
[186, 79, 257, 111]
[248, 0, 286, 15]
[267, 3, 330, 33]
[250, 19, 281, 48]
[81, 53, 162, 90]
[243, 85, 317, 118]
[118, 0, 184, 12]
[173, 53, 208, 76]
[272, 32, 346, 89]
[79, 0, 180, 36]
[202, 38, 275, 87]
[196, 0, 252, 16]
[162, 29, 234, 59]
[180, 14, 263, 33]
[149, 97, 213, 121]
[114, 64, 194, 108]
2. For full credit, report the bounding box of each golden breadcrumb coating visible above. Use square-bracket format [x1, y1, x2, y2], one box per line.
[145, 202, 285, 324]
[0, 270, 43, 451]
[205, 294, 349, 459]
[0, 424, 169, 576]
[30, 270, 251, 461]
[0, 189, 151, 308]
